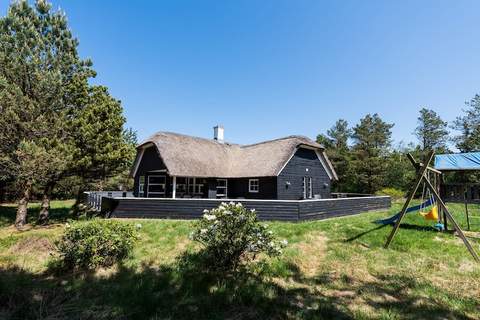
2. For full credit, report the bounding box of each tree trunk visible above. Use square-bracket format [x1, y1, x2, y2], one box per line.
[37, 182, 54, 225]
[0, 181, 5, 204]
[72, 186, 85, 218]
[15, 182, 32, 229]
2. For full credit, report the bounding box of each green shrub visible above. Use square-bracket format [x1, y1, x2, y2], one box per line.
[376, 187, 405, 200]
[55, 219, 138, 270]
[190, 202, 287, 272]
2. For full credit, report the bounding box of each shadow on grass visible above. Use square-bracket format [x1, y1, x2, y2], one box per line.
[345, 222, 441, 244]
[344, 224, 389, 242]
[0, 203, 72, 227]
[1, 251, 478, 320]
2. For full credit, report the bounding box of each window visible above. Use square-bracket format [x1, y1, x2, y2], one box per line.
[184, 177, 204, 195]
[216, 179, 228, 198]
[176, 177, 187, 194]
[303, 177, 313, 199]
[148, 175, 166, 197]
[195, 178, 205, 194]
[249, 179, 259, 193]
[302, 177, 306, 199]
[138, 176, 145, 197]
[308, 177, 313, 199]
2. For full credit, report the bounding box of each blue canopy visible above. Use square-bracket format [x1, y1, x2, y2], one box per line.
[434, 152, 480, 171]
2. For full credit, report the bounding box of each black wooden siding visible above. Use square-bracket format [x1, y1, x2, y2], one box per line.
[102, 196, 391, 222]
[228, 177, 277, 199]
[133, 146, 167, 197]
[105, 198, 299, 221]
[277, 148, 331, 200]
[298, 196, 392, 221]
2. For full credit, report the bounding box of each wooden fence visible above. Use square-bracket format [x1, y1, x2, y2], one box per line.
[93, 195, 391, 222]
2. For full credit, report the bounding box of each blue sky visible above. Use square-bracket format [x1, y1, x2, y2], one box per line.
[2, 1, 480, 146]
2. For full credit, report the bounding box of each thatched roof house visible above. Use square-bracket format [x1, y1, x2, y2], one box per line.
[131, 127, 337, 200]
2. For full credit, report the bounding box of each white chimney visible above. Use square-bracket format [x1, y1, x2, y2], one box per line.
[213, 125, 224, 143]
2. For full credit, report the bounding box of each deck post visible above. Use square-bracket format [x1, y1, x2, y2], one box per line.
[172, 176, 176, 199]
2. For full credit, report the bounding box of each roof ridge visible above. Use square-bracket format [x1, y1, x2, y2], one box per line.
[142, 131, 322, 149]
[145, 131, 239, 147]
[241, 135, 317, 148]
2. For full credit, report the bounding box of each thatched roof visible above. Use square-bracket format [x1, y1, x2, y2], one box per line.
[133, 132, 337, 179]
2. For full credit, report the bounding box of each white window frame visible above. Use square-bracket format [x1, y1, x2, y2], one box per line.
[303, 177, 307, 199]
[147, 175, 166, 197]
[194, 178, 205, 194]
[216, 179, 228, 198]
[308, 177, 313, 199]
[249, 179, 259, 193]
[138, 176, 145, 197]
[185, 177, 205, 196]
[176, 177, 187, 194]
[303, 176, 313, 199]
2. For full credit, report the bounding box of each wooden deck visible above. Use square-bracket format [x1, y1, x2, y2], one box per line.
[97, 195, 391, 222]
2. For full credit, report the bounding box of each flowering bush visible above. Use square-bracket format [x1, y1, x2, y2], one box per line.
[55, 219, 139, 270]
[190, 202, 287, 272]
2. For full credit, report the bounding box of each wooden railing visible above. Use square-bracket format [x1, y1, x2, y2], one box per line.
[84, 191, 133, 211]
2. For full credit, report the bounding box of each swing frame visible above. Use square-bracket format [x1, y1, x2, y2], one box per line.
[384, 151, 480, 262]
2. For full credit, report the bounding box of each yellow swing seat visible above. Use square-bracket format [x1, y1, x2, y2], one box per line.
[420, 205, 439, 221]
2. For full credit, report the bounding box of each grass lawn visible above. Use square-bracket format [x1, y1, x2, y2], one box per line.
[0, 200, 479, 319]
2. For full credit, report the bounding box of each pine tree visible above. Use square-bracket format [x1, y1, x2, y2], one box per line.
[351, 114, 394, 194]
[0, 0, 94, 227]
[68, 86, 136, 213]
[415, 108, 449, 154]
[0, 1, 131, 226]
[317, 119, 353, 192]
[452, 95, 480, 152]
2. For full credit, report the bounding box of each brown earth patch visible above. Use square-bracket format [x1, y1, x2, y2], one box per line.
[291, 232, 328, 277]
[8, 236, 54, 258]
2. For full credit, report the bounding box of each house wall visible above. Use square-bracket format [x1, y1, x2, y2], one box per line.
[227, 177, 277, 199]
[133, 146, 168, 197]
[277, 148, 332, 200]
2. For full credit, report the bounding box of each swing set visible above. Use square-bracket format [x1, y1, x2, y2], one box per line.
[416, 169, 443, 227]
[375, 169, 443, 229]
[383, 151, 480, 262]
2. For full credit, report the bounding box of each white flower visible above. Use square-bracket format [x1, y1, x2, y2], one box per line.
[251, 209, 256, 213]
[268, 230, 273, 235]
[203, 209, 209, 214]
[200, 228, 208, 234]
[236, 203, 243, 208]
[281, 239, 288, 246]
[203, 214, 217, 221]
[229, 201, 236, 206]
[225, 210, 232, 215]
[135, 223, 142, 229]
